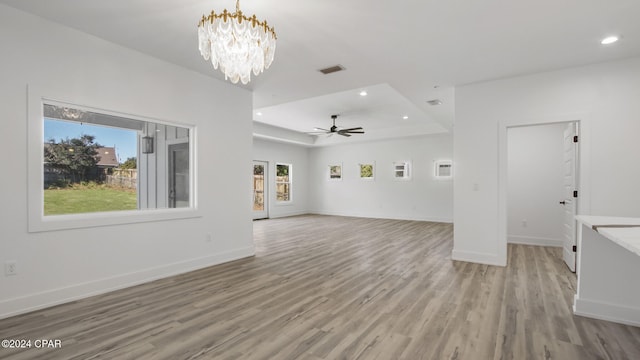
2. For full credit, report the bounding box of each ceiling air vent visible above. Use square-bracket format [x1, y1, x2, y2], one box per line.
[427, 99, 443, 106]
[319, 65, 345, 75]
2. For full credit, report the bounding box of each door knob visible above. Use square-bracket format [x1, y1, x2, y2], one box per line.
[559, 201, 566, 205]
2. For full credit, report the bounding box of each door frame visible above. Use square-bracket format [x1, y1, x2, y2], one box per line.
[497, 115, 591, 266]
[252, 160, 269, 220]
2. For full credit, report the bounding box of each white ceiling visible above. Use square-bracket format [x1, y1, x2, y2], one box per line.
[255, 83, 449, 145]
[3, 0, 640, 141]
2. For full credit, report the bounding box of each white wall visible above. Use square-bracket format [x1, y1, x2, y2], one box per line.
[308, 135, 453, 222]
[252, 138, 310, 218]
[0, 5, 254, 318]
[507, 123, 565, 247]
[454, 57, 640, 266]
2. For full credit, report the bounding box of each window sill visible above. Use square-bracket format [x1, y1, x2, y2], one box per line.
[29, 208, 202, 233]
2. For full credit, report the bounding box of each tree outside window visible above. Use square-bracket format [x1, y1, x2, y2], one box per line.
[44, 134, 101, 184]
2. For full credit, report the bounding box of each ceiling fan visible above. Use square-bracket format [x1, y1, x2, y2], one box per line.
[309, 114, 365, 137]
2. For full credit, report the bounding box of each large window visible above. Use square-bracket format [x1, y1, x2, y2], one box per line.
[276, 163, 292, 202]
[42, 102, 192, 215]
[28, 93, 198, 232]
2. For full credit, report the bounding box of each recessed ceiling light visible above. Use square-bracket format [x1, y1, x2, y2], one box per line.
[359, 90, 368, 97]
[256, 112, 263, 116]
[402, 115, 409, 120]
[601, 36, 619, 45]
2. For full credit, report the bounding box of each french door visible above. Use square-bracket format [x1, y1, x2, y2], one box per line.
[252, 161, 268, 219]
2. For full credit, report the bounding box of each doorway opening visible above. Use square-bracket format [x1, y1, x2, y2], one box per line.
[506, 122, 578, 271]
[498, 117, 589, 270]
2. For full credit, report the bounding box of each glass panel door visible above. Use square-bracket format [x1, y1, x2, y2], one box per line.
[253, 160, 268, 219]
[168, 142, 189, 208]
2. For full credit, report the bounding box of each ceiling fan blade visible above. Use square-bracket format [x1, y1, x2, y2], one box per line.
[338, 132, 351, 137]
[314, 127, 330, 132]
[340, 127, 363, 132]
[338, 129, 365, 134]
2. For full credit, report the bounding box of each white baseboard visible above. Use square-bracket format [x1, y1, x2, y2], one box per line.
[267, 210, 308, 219]
[573, 295, 640, 327]
[451, 249, 506, 267]
[309, 210, 453, 223]
[0, 246, 255, 320]
[508, 235, 563, 247]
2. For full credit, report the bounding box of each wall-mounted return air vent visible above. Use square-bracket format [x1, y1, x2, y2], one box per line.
[319, 65, 345, 75]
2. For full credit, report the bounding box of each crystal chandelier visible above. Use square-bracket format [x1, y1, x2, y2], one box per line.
[198, 0, 277, 85]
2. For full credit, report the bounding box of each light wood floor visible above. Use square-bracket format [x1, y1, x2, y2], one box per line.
[1, 215, 639, 359]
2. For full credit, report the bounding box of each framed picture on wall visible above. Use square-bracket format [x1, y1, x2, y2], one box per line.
[328, 164, 342, 180]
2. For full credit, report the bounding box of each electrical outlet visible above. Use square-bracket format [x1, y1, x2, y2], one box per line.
[5, 261, 17, 276]
[522, 220, 528, 227]
[206, 234, 212, 243]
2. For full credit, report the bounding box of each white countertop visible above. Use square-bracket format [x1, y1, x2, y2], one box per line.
[576, 215, 640, 257]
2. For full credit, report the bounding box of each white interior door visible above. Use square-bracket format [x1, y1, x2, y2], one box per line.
[561, 122, 578, 271]
[252, 161, 268, 220]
